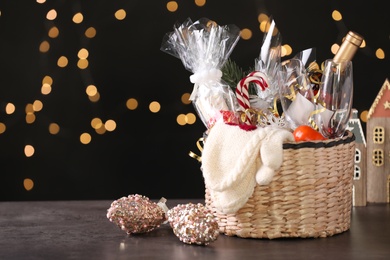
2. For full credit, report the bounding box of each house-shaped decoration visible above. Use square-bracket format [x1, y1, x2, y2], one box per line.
[347, 109, 367, 206]
[366, 78, 390, 203]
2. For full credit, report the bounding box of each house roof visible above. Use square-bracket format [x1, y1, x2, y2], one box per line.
[348, 109, 366, 146]
[367, 78, 390, 119]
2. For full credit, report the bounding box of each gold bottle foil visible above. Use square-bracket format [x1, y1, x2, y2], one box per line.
[333, 31, 364, 63]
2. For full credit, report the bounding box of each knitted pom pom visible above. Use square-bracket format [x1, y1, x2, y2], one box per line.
[256, 166, 275, 185]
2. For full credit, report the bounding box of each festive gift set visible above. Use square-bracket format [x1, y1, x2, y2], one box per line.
[160, 17, 362, 240]
[107, 17, 363, 244]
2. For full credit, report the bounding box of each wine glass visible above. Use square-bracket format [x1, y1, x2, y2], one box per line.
[314, 59, 353, 139]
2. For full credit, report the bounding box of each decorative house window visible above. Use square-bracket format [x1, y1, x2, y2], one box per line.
[373, 127, 385, 144]
[355, 149, 361, 163]
[354, 165, 361, 180]
[373, 149, 384, 166]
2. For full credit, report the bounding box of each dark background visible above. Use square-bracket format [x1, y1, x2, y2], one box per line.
[0, 0, 388, 201]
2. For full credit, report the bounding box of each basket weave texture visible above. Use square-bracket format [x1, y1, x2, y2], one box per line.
[205, 130, 355, 239]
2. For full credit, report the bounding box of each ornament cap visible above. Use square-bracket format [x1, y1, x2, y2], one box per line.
[157, 197, 169, 224]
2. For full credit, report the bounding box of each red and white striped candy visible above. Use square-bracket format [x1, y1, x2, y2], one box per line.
[236, 71, 269, 124]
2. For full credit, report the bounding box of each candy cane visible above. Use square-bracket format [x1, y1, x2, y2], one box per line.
[236, 71, 269, 125]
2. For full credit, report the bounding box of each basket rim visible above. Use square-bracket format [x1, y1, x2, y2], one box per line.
[283, 130, 355, 150]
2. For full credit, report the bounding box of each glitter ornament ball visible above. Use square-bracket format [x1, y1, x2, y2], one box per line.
[167, 203, 219, 245]
[107, 194, 168, 235]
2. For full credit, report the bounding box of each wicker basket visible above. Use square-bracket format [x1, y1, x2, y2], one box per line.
[205, 130, 355, 239]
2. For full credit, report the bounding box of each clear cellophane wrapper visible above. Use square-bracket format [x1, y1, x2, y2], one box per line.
[278, 57, 316, 130]
[250, 17, 282, 112]
[161, 17, 241, 128]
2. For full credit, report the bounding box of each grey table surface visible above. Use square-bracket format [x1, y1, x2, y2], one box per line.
[0, 199, 389, 260]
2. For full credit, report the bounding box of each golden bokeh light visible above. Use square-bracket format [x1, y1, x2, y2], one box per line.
[282, 44, 292, 57]
[5, 103, 15, 114]
[39, 40, 50, 53]
[85, 27, 97, 38]
[0, 123, 6, 134]
[360, 110, 368, 123]
[376, 48, 385, 59]
[259, 21, 268, 33]
[149, 101, 161, 113]
[88, 91, 100, 102]
[25, 103, 34, 114]
[332, 10, 342, 21]
[126, 98, 138, 110]
[257, 13, 269, 23]
[95, 125, 106, 135]
[33, 100, 43, 112]
[195, 0, 206, 7]
[48, 26, 59, 38]
[42, 75, 53, 85]
[259, 19, 280, 35]
[181, 93, 191, 104]
[360, 39, 366, 48]
[166, 1, 178, 12]
[77, 59, 89, 69]
[26, 113, 36, 124]
[240, 28, 252, 40]
[176, 113, 197, 125]
[57, 56, 68, 68]
[176, 114, 186, 125]
[24, 145, 35, 157]
[78, 48, 89, 59]
[49, 123, 60, 135]
[73, 12, 83, 24]
[281, 46, 287, 57]
[86, 85, 98, 96]
[80, 133, 92, 144]
[46, 9, 57, 20]
[91, 117, 116, 134]
[258, 18, 280, 35]
[91, 117, 103, 129]
[23, 178, 34, 191]
[115, 9, 126, 20]
[331, 43, 340, 56]
[186, 113, 196, 124]
[105, 119, 116, 132]
[41, 83, 52, 95]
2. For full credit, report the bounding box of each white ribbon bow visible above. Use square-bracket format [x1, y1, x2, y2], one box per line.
[189, 68, 223, 101]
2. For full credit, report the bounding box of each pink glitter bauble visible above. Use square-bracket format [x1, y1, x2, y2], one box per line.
[167, 203, 219, 245]
[107, 194, 167, 235]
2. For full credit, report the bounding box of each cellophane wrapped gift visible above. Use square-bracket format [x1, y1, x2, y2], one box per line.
[161, 17, 241, 129]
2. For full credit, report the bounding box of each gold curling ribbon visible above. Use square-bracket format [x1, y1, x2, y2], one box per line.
[309, 100, 326, 131]
[307, 62, 326, 130]
[309, 69, 322, 85]
[284, 84, 298, 101]
[239, 108, 269, 126]
[188, 137, 204, 162]
[310, 95, 329, 130]
[272, 96, 280, 117]
[307, 61, 324, 101]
